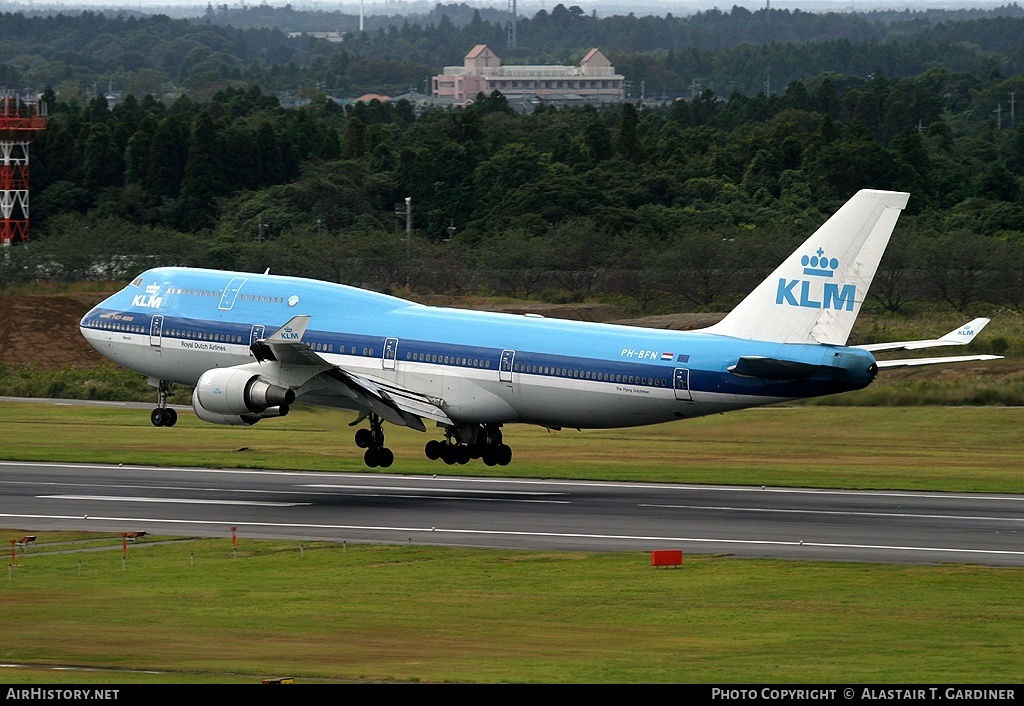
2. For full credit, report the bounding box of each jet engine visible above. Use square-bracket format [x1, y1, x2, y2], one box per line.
[192, 368, 295, 425]
[192, 395, 290, 426]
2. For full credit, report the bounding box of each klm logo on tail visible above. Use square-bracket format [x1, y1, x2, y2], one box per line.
[776, 249, 856, 311]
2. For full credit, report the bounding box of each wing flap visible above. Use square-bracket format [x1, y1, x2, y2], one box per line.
[326, 368, 451, 429]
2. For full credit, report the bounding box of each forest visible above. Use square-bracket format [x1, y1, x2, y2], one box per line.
[1, 3, 1023, 320]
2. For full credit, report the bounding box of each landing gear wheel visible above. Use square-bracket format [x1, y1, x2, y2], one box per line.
[355, 428, 373, 449]
[151, 380, 174, 427]
[441, 445, 457, 465]
[425, 439, 442, 460]
[358, 414, 393, 467]
[496, 444, 512, 466]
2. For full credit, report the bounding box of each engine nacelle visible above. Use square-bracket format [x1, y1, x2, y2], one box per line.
[191, 394, 291, 427]
[192, 392, 260, 426]
[194, 368, 295, 416]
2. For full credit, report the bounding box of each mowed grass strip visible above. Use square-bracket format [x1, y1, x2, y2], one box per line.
[0, 401, 1022, 491]
[2, 533, 1023, 683]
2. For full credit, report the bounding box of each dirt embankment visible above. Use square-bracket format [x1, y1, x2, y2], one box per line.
[0, 295, 109, 369]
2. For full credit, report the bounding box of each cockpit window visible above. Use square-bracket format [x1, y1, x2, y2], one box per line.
[130, 277, 143, 288]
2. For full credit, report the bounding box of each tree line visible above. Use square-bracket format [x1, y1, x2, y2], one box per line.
[3, 4, 1024, 98]
[0, 74, 1019, 317]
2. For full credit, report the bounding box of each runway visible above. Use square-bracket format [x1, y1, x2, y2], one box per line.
[2, 460, 1023, 565]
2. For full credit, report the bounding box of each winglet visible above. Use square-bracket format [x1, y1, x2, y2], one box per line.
[267, 315, 311, 343]
[937, 318, 989, 346]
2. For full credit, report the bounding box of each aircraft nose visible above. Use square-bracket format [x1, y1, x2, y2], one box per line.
[81, 301, 105, 327]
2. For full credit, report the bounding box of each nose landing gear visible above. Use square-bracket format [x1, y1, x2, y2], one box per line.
[150, 380, 178, 427]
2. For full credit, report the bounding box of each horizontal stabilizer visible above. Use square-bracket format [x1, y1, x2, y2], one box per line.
[858, 318, 990, 352]
[876, 354, 1002, 370]
[729, 356, 831, 380]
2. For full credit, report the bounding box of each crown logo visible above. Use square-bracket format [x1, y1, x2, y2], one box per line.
[801, 248, 839, 278]
[145, 283, 161, 295]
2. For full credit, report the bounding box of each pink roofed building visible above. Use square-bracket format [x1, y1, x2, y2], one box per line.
[432, 45, 625, 105]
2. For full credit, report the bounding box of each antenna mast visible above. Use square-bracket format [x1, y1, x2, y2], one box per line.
[507, 0, 517, 49]
[0, 92, 47, 246]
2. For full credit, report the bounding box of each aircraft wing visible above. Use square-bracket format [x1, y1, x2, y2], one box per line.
[250, 316, 452, 430]
[875, 354, 1003, 370]
[856, 318, 990, 352]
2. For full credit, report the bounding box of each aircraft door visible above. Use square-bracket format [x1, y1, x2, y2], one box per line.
[249, 325, 265, 346]
[499, 350, 515, 383]
[673, 368, 692, 401]
[149, 315, 164, 347]
[219, 277, 247, 311]
[382, 337, 399, 370]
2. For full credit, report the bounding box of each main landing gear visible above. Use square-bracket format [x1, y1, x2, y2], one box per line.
[355, 414, 394, 468]
[424, 424, 512, 467]
[150, 379, 177, 427]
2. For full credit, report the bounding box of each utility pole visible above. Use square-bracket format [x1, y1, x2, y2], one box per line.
[395, 197, 412, 286]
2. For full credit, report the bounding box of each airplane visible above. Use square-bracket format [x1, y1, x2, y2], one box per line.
[80, 189, 1001, 468]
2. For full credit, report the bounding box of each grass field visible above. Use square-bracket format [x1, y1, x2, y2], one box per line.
[1, 400, 1022, 492]
[3, 533, 1024, 684]
[2, 400, 1023, 683]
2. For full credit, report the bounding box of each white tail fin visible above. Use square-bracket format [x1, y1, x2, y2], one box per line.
[704, 189, 910, 345]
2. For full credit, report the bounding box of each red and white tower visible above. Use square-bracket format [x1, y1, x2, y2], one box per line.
[0, 92, 47, 245]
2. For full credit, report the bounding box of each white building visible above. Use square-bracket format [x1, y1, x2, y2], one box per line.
[432, 45, 625, 105]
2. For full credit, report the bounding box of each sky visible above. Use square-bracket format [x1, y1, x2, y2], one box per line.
[0, 1, 1013, 14]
